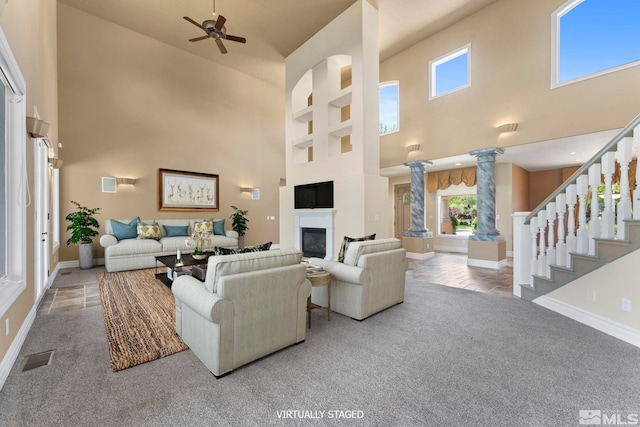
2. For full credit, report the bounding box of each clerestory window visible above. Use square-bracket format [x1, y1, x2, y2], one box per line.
[379, 81, 399, 135]
[552, 0, 640, 87]
[429, 44, 471, 100]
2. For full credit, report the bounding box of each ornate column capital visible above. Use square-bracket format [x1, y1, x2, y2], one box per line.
[469, 147, 504, 157]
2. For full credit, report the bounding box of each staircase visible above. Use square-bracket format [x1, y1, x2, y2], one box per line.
[513, 113, 640, 301]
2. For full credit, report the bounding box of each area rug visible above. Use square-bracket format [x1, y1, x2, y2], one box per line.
[97, 268, 188, 371]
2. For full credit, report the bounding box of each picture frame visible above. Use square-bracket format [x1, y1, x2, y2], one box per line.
[159, 168, 219, 211]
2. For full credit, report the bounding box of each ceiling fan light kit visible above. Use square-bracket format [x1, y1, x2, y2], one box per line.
[183, 0, 246, 54]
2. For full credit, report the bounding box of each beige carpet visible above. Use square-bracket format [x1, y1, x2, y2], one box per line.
[97, 269, 188, 371]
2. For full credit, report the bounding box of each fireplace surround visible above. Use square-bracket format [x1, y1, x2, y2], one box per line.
[294, 209, 336, 260]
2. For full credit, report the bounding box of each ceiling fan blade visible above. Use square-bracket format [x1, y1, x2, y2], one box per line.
[215, 38, 228, 54]
[225, 34, 246, 44]
[189, 35, 210, 42]
[214, 15, 227, 31]
[183, 16, 205, 30]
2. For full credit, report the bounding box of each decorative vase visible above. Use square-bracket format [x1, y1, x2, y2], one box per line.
[238, 235, 245, 249]
[192, 254, 207, 260]
[79, 242, 93, 269]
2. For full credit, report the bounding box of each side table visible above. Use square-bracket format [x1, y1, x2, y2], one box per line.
[307, 271, 331, 328]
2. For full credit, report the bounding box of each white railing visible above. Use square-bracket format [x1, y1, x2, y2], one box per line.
[513, 114, 640, 297]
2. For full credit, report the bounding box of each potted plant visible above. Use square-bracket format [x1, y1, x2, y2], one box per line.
[65, 200, 100, 269]
[230, 205, 249, 248]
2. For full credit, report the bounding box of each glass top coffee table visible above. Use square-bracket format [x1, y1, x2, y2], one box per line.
[155, 253, 210, 287]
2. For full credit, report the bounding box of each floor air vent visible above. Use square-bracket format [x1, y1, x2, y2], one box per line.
[22, 350, 55, 372]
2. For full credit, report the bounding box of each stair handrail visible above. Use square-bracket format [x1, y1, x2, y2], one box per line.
[525, 112, 640, 224]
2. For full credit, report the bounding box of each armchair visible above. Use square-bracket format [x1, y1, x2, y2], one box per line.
[309, 238, 407, 320]
[172, 247, 311, 377]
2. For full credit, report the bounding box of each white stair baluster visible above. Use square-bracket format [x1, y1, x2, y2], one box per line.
[601, 152, 615, 239]
[546, 202, 556, 277]
[529, 216, 538, 283]
[565, 183, 577, 266]
[588, 163, 602, 255]
[617, 137, 633, 239]
[576, 175, 589, 254]
[537, 210, 547, 277]
[556, 194, 566, 267]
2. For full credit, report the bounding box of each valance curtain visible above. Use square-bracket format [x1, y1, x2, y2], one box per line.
[427, 167, 477, 192]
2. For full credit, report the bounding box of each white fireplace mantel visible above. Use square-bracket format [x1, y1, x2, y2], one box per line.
[294, 209, 336, 260]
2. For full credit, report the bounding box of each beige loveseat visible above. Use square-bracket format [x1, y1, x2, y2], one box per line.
[309, 238, 407, 320]
[99, 218, 238, 272]
[172, 248, 311, 377]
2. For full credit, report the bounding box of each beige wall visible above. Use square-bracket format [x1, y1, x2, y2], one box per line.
[57, 5, 286, 263]
[0, 0, 58, 361]
[379, 0, 640, 168]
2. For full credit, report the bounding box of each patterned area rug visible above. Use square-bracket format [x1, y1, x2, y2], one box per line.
[97, 269, 188, 371]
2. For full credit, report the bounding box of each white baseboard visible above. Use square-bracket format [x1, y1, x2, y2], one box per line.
[535, 296, 640, 349]
[406, 251, 435, 260]
[434, 245, 468, 254]
[56, 258, 105, 270]
[467, 258, 508, 269]
[0, 306, 36, 391]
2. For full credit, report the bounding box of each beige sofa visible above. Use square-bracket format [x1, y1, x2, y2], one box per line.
[99, 218, 238, 272]
[309, 238, 407, 320]
[171, 248, 311, 377]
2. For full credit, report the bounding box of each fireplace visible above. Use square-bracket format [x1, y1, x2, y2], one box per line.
[294, 209, 336, 260]
[301, 228, 327, 258]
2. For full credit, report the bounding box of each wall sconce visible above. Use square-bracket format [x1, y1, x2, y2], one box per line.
[497, 123, 518, 134]
[48, 157, 63, 169]
[240, 187, 260, 200]
[404, 144, 430, 164]
[116, 177, 136, 185]
[26, 116, 51, 138]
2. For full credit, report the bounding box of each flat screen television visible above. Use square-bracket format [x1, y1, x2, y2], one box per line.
[294, 181, 334, 209]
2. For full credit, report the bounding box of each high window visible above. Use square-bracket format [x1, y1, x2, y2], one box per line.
[379, 81, 399, 135]
[552, 0, 640, 87]
[0, 26, 28, 319]
[429, 44, 471, 99]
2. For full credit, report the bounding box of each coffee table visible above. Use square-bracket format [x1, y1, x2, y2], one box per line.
[155, 253, 209, 287]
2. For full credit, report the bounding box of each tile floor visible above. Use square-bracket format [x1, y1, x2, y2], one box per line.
[38, 252, 514, 315]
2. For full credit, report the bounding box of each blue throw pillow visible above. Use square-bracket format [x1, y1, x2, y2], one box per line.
[111, 217, 139, 241]
[213, 219, 225, 236]
[163, 225, 189, 237]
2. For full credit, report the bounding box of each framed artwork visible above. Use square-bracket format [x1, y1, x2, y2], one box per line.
[159, 168, 219, 211]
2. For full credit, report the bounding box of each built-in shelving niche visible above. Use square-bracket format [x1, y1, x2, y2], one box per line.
[290, 57, 352, 164]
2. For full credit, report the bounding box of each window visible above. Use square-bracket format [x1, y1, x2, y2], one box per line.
[429, 44, 471, 99]
[379, 81, 399, 135]
[0, 26, 28, 319]
[552, 0, 640, 87]
[437, 183, 477, 237]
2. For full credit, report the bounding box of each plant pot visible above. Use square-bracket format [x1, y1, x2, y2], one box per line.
[79, 242, 94, 269]
[238, 235, 245, 249]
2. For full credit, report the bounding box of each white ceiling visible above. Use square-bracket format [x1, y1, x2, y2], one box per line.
[57, 0, 618, 173]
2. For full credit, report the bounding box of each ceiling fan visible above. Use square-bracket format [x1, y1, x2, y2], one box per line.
[183, 0, 246, 54]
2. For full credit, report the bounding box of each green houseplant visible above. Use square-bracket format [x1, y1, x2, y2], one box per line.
[230, 205, 249, 248]
[65, 200, 100, 269]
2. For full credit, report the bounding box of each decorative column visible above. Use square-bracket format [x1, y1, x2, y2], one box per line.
[467, 147, 506, 268]
[402, 145, 434, 259]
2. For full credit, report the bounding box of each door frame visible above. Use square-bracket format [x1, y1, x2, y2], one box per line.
[33, 138, 51, 303]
